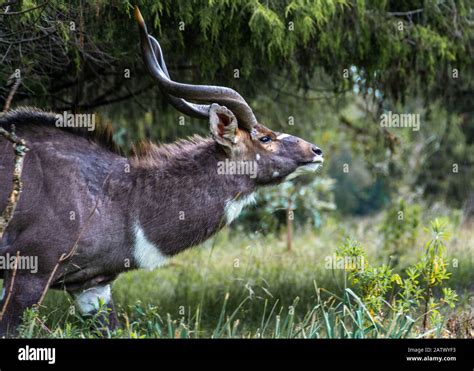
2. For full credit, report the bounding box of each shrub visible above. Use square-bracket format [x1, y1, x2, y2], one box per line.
[336, 218, 457, 336]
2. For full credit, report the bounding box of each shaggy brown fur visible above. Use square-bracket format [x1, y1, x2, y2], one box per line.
[1, 107, 122, 155]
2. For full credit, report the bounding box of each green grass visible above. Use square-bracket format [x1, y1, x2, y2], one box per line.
[0, 211, 474, 338]
[13, 214, 471, 338]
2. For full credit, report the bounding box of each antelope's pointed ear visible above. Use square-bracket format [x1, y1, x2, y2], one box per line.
[209, 104, 238, 148]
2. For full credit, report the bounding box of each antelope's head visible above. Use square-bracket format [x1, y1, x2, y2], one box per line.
[135, 7, 323, 185]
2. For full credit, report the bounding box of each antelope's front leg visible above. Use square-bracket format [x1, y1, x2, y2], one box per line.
[0, 272, 49, 337]
[70, 284, 120, 332]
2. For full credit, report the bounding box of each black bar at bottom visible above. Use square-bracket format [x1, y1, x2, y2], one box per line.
[0, 339, 472, 369]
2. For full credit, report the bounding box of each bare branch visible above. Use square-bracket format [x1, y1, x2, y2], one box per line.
[387, 9, 423, 16]
[0, 251, 19, 321]
[0, 77, 29, 241]
[0, 127, 28, 240]
[3, 76, 21, 112]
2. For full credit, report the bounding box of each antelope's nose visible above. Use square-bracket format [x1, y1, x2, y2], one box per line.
[311, 146, 323, 157]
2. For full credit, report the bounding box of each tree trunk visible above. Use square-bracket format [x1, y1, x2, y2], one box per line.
[286, 198, 293, 252]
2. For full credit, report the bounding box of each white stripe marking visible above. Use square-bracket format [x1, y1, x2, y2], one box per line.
[276, 133, 290, 140]
[74, 284, 111, 315]
[133, 222, 168, 270]
[224, 193, 256, 224]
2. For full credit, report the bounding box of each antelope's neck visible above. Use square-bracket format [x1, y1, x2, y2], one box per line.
[128, 140, 256, 267]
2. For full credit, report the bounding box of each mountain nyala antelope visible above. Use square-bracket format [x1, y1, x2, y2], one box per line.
[0, 7, 324, 336]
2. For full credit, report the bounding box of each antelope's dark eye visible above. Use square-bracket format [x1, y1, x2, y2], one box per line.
[259, 136, 271, 143]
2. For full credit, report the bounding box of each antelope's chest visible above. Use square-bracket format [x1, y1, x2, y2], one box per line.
[224, 193, 256, 224]
[132, 223, 169, 270]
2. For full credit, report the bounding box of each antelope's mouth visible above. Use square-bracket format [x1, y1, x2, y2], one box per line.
[286, 157, 323, 181]
[298, 155, 324, 166]
[297, 155, 324, 172]
[297, 162, 322, 173]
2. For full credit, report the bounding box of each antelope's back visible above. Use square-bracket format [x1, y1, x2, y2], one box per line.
[0, 108, 124, 241]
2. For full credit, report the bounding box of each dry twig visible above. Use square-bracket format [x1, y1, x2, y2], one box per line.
[0, 251, 19, 320]
[0, 77, 28, 240]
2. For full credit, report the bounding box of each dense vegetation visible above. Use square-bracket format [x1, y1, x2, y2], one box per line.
[20, 212, 473, 338]
[1, 0, 472, 210]
[1, 1, 472, 338]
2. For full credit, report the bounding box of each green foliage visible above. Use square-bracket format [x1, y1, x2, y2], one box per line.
[414, 108, 474, 209]
[1, 1, 472, 212]
[1, 1, 471, 339]
[2, 1, 472, 112]
[336, 239, 394, 316]
[239, 176, 336, 233]
[12, 214, 471, 339]
[381, 198, 421, 266]
[18, 287, 419, 339]
[18, 301, 114, 338]
[328, 147, 390, 215]
[336, 218, 458, 335]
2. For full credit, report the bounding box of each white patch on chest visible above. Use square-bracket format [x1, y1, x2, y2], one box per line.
[224, 193, 256, 224]
[73, 284, 111, 315]
[133, 222, 168, 270]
